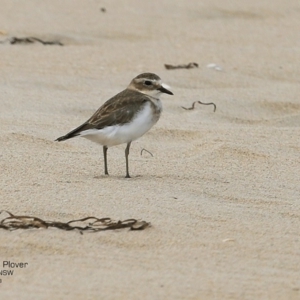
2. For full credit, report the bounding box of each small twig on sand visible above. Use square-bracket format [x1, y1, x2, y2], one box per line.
[181, 101, 216, 112]
[140, 148, 153, 157]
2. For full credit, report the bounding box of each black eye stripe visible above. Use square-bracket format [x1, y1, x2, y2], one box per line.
[144, 80, 152, 86]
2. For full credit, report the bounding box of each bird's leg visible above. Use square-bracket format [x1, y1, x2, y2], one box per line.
[103, 146, 109, 175]
[125, 142, 131, 178]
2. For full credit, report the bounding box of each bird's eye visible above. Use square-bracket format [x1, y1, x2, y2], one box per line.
[144, 80, 152, 86]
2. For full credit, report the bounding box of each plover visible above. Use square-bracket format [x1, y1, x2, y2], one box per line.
[56, 73, 173, 178]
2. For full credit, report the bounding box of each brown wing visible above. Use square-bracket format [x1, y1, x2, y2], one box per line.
[56, 89, 149, 141]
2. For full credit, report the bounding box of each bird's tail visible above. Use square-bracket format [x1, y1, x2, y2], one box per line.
[55, 122, 92, 142]
[55, 135, 70, 142]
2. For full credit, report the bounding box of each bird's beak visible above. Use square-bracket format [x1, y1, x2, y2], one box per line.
[158, 84, 173, 95]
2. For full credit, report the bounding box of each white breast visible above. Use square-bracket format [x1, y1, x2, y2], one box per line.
[79, 101, 161, 147]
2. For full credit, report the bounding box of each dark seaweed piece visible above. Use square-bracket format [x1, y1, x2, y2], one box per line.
[164, 62, 198, 70]
[1, 37, 64, 46]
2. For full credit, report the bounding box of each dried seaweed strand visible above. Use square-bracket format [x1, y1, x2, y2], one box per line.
[0, 37, 63, 46]
[0, 211, 150, 232]
[181, 101, 217, 112]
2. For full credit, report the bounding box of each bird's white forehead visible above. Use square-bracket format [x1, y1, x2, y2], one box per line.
[161, 83, 171, 90]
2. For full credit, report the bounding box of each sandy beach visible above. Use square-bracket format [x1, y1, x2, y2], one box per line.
[1, 0, 300, 299]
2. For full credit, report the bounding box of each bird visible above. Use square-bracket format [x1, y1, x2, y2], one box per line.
[56, 73, 173, 178]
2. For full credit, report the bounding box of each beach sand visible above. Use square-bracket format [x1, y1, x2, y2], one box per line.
[0, 0, 300, 299]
